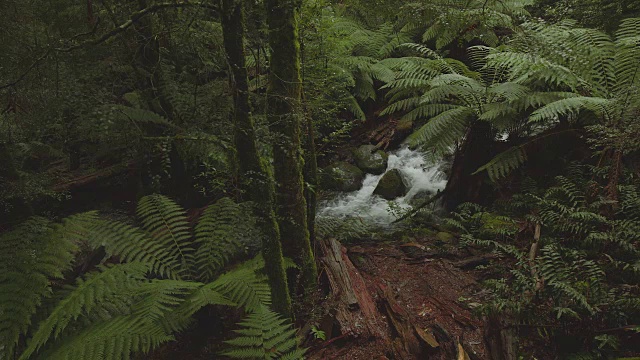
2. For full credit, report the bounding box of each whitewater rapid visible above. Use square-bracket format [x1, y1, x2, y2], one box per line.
[317, 147, 447, 225]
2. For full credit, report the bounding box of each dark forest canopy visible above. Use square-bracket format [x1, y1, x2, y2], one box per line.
[1, 0, 639, 359]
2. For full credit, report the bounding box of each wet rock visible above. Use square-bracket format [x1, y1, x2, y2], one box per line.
[373, 169, 408, 200]
[320, 162, 364, 192]
[408, 189, 437, 207]
[353, 145, 388, 175]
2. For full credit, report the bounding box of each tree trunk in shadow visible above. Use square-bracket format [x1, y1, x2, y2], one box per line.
[221, 0, 292, 318]
[265, 0, 318, 295]
[443, 121, 496, 211]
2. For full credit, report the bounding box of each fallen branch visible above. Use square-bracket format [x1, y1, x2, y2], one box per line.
[528, 223, 543, 292]
[454, 254, 498, 269]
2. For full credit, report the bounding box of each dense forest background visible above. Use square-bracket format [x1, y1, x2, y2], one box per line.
[1, 0, 639, 359]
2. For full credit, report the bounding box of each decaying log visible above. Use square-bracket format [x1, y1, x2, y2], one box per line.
[318, 238, 385, 340]
[52, 160, 136, 191]
[484, 314, 516, 360]
[453, 254, 498, 269]
[377, 282, 423, 358]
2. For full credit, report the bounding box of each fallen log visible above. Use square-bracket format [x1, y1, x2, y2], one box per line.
[453, 254, 498, 270]
[318, 237, 385, 340]
[52, 160, 137, 192]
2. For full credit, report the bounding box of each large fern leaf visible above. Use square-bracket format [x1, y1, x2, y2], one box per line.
[0, 218, 78, 358]
[137, 194, 195, 275]
[19, 263, 150, 359]
[222, 305, 305, 359]
[194, 197, 256, 281]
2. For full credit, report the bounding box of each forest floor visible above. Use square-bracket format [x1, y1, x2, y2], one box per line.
[149, 228, 524, 360]
[306, 232, 494, 360]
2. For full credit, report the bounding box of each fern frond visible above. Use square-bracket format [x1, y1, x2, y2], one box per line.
[528, 96, 610, 123]
[39, 315, 174, 360]
[487, 82, 530, 101]
[131, 279, 203, 323]
[615, 17, 640, 42]
[408, 106, 473, 153]
[177, 257, 271, 317]
[19, 263, 150, 359]
[195, 197, 254, 281]
[345, 95, 366, 121]
[475, 145, 528, 181]
[137, 194, 195, 275]
[222, 305, 305, 359]
[401, 104, 460, 123]
[85, 218, 184, 279]
[486, 52, 583, 89]
[0, 217, 78, 358]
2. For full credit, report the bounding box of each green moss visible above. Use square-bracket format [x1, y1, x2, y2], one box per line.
[353, 145, 389, 174]
[373, 169, 407, 200]
[436, 231, 455, 243]
[478, 213, 519, 236]
[320, 162, 364, 192]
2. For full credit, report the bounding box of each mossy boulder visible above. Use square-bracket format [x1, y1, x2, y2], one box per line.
[436, 231, 455, 243]
[373, 169, 408, 200]
[353, 145, 388, 175]
[320, 162, 364, 192]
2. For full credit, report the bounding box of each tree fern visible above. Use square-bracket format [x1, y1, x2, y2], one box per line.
[2, 194, 292, 360]
[222, 305, 305, 359]
[0, 217, 78, 358]
[398, 0, 532, 50]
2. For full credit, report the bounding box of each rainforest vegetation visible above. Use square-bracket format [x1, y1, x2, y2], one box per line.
[1, 0, 639, 359]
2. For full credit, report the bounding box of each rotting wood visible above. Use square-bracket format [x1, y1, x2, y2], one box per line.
[484, 313, 516, 360]
[453, 254, 498, 269]
[377, 282, 423, 358]
[318, 238, 385, 340]
[52, 160, 137, 191]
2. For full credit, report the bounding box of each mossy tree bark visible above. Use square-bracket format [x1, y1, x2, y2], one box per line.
[303, 111, 318, 248]
[265, 0, 318, 294]
[220, 0, 292, 318]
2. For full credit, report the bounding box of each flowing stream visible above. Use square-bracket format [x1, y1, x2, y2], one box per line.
[318, 147, 447, 225]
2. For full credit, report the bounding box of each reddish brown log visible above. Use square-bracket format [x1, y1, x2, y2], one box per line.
[319, 238, 385, 340]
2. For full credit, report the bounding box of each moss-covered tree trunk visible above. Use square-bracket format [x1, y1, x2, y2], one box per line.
[302, 111, 318, 248]
[265, 0, 318, 294]
[220, 0, 292, 318]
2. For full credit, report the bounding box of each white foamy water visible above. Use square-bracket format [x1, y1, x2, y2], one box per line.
[318, 147, 447, 225]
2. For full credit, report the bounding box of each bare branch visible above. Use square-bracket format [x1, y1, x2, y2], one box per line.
[0, 1, 217, 91]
